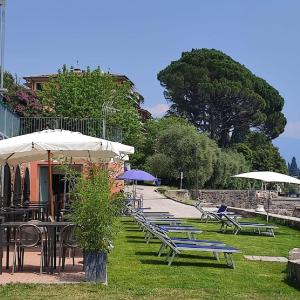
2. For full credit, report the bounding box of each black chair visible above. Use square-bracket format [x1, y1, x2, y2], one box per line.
[12, 224, 46, 274]
[58, 224, 79, 272]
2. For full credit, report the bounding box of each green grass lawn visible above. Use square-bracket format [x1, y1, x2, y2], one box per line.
[0, 217, 300, 300]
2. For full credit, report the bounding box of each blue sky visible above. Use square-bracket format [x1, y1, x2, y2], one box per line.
[5, 0, 300, 163]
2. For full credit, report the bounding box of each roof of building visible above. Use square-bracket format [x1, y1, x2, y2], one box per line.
[23, 71, 134, 85]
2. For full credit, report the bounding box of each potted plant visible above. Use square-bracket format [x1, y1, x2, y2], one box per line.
[70, 167, 122, 283]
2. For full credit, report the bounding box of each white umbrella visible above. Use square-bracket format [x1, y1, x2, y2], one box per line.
[0, 129, 121, 165]
[232, 171, 300, 221]
[0, 129, 134, 216]
[111, 141, 134, 162]
[233, 171, 300, 185]
[111, 141, 135, 156]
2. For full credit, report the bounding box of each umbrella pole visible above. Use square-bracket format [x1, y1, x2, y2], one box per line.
[63, 172, 67, 209]
[267, 189, 270, 223]
[48, 150, 54, 218]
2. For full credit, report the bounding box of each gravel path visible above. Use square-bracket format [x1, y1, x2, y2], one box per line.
[134, 185, 203, 218]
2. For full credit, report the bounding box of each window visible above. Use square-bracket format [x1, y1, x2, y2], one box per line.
[35, 83, 43, 91]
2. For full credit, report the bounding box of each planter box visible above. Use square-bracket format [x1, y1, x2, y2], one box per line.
[85, 251, 107, 283]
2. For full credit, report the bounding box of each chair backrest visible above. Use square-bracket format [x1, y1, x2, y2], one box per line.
[135, 217, 180, 253]
[150, 225, 179, 253]
[217, 205, 227, 213]
[60, 224, 79, 248]
[18, 224, 42, 247]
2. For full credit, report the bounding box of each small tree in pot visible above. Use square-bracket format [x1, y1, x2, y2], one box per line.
[70, 167, 122, 283]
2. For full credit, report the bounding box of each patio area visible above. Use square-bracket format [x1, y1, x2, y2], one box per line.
[0, 248, 84, 284]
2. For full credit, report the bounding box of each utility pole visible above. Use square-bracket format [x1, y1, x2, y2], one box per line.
[0, 0, 6, 94]
[179, 171, 183, 190]
[0, 0, 6, 199]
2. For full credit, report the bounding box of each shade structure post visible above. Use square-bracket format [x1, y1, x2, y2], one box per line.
[267, 189, 270, 223]
[47, 150, 54, 218]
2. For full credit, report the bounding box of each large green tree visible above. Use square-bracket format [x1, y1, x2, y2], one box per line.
[158, 49, 286, 148]
[38, 66, 144, 149]
[145, 124, 220, 187]
[206, 149, 249, 189]
[145, 123, 250, 188]
[136, 116, 191, 167]
[232, 132, 287, 174]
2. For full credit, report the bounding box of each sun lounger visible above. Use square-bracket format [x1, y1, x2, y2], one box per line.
[141, 222, 224, 251]
[134, 216, 202, 240]
[156, 225, 202, 239]
[149, 225, 226, 256]
[134, 215, 240, 268]
[135, 212, 183, 225]
[151, 227, 240, 268]
[221, 214, 278, 237]
[195, 203, 240, 222]
[195, 204, 214, 222]
[143, 218, 183, 225]
[142, 211, 173, 216]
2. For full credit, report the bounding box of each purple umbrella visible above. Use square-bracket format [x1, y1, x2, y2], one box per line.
[118, 170, 157, 200]
[118, 169, 157, 181]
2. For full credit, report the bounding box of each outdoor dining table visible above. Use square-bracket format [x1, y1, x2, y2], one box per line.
[0, 221, 73, 274]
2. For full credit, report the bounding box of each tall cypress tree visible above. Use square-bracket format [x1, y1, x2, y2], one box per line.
[289, 157, 299, 177]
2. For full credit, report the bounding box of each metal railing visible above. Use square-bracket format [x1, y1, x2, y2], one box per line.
[19, 117, 123, 142]
[0, 102, 20, 139]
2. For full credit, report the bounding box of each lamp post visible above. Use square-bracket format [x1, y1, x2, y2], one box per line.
[179, 171, 183, 190]
[195, 147, 199, 201]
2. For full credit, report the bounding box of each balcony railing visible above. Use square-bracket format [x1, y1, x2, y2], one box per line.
[19, 117, 123, 143]
[0, 101, 123, 142]
[0, 102, 20, 139]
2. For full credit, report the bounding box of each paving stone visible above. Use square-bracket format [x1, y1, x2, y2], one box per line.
[288, 248, 300, 260]
[244, 255, 288, 263]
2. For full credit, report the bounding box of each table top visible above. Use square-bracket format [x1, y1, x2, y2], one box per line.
[0, 208, 40, 214]
[0, 221, 73, 227]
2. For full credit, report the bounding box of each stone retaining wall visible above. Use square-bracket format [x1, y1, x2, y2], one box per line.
[287, 249, 300, 286]
[195, 189, 299, 216]
[293, 207, 300, 218]
[197, 189, 276, 209]
[164, 188, 300, 217]
[164, 190, 190, 202]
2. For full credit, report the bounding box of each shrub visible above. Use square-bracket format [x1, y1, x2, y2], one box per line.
[70, 167, 123, 252]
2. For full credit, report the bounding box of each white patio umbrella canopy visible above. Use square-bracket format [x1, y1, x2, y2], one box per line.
[111, 141, 134, 162]
[0, 129, 135, 217]
[232, 171, 300, 185]
[232, 171, 300, 221]
[0, 129, 123, 165]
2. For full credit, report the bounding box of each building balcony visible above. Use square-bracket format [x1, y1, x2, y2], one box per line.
[0, 102, 123, 142]
[20, 117, 123, 142]
[0, 102, 20, 139]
